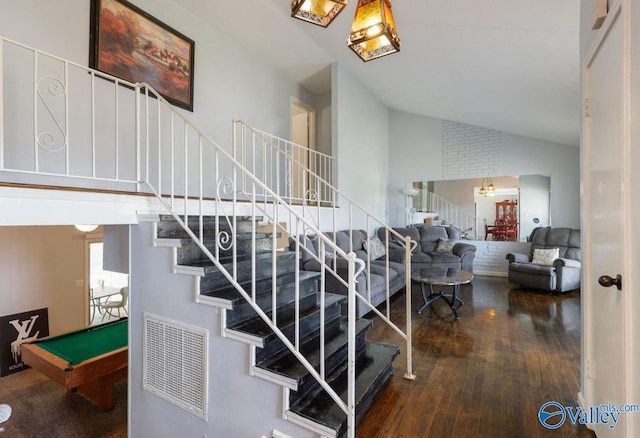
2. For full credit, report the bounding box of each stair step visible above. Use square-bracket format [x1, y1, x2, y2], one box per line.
[226, 293, 345, 362]
[288, 342, 400, 438]
[176, 233, 279, 265]
[197, 251, 297, 291]
[157, 215, 261, 238]
[257, 317, 372, 397]
[202, 271, 320, 325]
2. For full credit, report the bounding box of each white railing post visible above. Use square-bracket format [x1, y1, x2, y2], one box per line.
[403, 236, 416, 380]
[135, 85, 141, 187]
[346, 252, 357, 438]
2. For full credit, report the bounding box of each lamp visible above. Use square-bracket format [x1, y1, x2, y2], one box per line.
[347, 0, 401, 62]
[402, 187, 419, 226]
[290, 0, 348, 27]
[75, 224, 99, 233]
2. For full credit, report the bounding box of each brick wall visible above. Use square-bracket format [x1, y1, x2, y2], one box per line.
[442, 120, 502, 179]
[472, 240, 531, 276]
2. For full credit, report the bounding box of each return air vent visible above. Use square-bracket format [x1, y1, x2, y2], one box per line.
[143, 313, 208, 420]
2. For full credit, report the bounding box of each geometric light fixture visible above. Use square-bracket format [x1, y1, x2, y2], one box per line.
[75, 224, 99, 233]
[347, 0, 401, 62]
[290, 0, 348, 28]
[290, 0, 401, 62]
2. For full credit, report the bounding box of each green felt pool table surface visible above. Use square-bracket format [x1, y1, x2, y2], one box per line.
[20, 318, 128, 411]
[35, 318, 127, 365]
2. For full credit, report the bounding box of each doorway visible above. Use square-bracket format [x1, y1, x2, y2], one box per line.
[290, 98, 316, 201]
[85, 236, 129, 326]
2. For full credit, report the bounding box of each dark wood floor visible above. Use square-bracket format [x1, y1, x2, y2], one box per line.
[1, 276, 594, 437]
[357, 275, 596, 438]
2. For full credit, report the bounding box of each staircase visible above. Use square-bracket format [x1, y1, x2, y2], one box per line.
[415, 189, 483, 238]
[0, 36, 416, 437]
[153, 214, 399, 437]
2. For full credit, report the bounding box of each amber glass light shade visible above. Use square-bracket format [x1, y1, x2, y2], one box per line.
[347, 0, 401, 62]
[291, 0, 348, 27]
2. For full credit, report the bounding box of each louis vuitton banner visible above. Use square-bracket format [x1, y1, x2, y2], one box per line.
[0, 308, 49, 377]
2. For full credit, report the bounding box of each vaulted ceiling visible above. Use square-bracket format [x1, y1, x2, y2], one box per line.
[178, 0, 582, 146]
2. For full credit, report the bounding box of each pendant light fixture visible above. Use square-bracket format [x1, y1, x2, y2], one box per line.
[478, 177, 496, 197]
[290, 0, 401, 61]
[290, 0, 348, 28]
[347, 0, 401, 62]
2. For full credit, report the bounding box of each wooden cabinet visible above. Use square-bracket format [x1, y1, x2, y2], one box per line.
[495, 200, 518, 241]
[496, 200, 518, 222]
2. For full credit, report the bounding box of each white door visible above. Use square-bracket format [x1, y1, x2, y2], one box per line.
[583, 4, 628, 436]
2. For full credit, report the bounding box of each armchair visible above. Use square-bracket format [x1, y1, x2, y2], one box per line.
[506, 227, 581, 293]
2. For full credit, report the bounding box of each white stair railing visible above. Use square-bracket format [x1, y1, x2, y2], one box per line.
[233, 122, 334, 204]
[0, 35, 416, 438]
[234, 120, 416, 381]
[417, 189, 483, 239]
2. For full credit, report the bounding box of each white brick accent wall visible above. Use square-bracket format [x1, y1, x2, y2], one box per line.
[442, 120, 502, 179]
[472, 240, 531, 276]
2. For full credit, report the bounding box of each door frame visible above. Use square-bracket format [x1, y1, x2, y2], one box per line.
[290, 98, 316, 200]
[581, 1, 635, 435]
[83, 231, 104, 326]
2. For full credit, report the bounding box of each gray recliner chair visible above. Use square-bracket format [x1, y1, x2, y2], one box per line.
[506, 227, 581, 292]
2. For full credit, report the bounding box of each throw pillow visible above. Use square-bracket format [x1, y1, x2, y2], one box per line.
[532, 248, 559, 266]
[436, 238, 457, 253]
[363, 236, 386, 260]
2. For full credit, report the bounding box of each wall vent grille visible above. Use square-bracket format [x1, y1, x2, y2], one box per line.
[143, 313, 208, 420]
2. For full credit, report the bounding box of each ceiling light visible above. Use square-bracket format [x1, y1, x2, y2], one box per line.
[291, 0, 348, 27]
[75, 224, 99, 233]
[347, 0, 401, 62]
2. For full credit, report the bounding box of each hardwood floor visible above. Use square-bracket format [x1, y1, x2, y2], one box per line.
[358, 275, 596, 438]
[1, 276, 594, 437]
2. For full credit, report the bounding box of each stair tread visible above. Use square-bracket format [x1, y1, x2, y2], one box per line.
[202, 271, 319, 302]
[186, 250, 290, 269]
[256, 317, 372, 381]
[173, 233, 277, 244]
[289, 342, 400, 432]
[226, 293, 345, 338]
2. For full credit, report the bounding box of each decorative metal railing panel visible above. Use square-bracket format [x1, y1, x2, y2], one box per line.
[0, 35, 415, 438]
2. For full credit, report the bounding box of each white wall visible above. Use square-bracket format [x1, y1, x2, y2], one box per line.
[0, 226, 88, 335]
[129, 222, 313, 438]
[519, 174, 551, 239]
[332, 63, 389, 226]
[388, 109, 580, 229]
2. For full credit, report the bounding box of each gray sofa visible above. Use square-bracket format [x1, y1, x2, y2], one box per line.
[378, 224, 476, 273]
[506, 227, 581, 292]
[293, 229, 407, 317]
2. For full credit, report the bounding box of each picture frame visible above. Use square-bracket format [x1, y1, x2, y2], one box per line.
[89, 0, 195, 111]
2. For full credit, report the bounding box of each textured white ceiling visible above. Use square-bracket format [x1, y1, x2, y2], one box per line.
[177, 0, 581, 146]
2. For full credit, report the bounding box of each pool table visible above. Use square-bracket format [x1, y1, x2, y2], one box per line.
[21, 318, 128, 411]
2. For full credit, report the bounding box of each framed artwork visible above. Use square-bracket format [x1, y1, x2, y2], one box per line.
[90, 0, 195, 111]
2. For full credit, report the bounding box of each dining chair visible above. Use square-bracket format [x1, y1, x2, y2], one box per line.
[101, 286, 128, 321]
